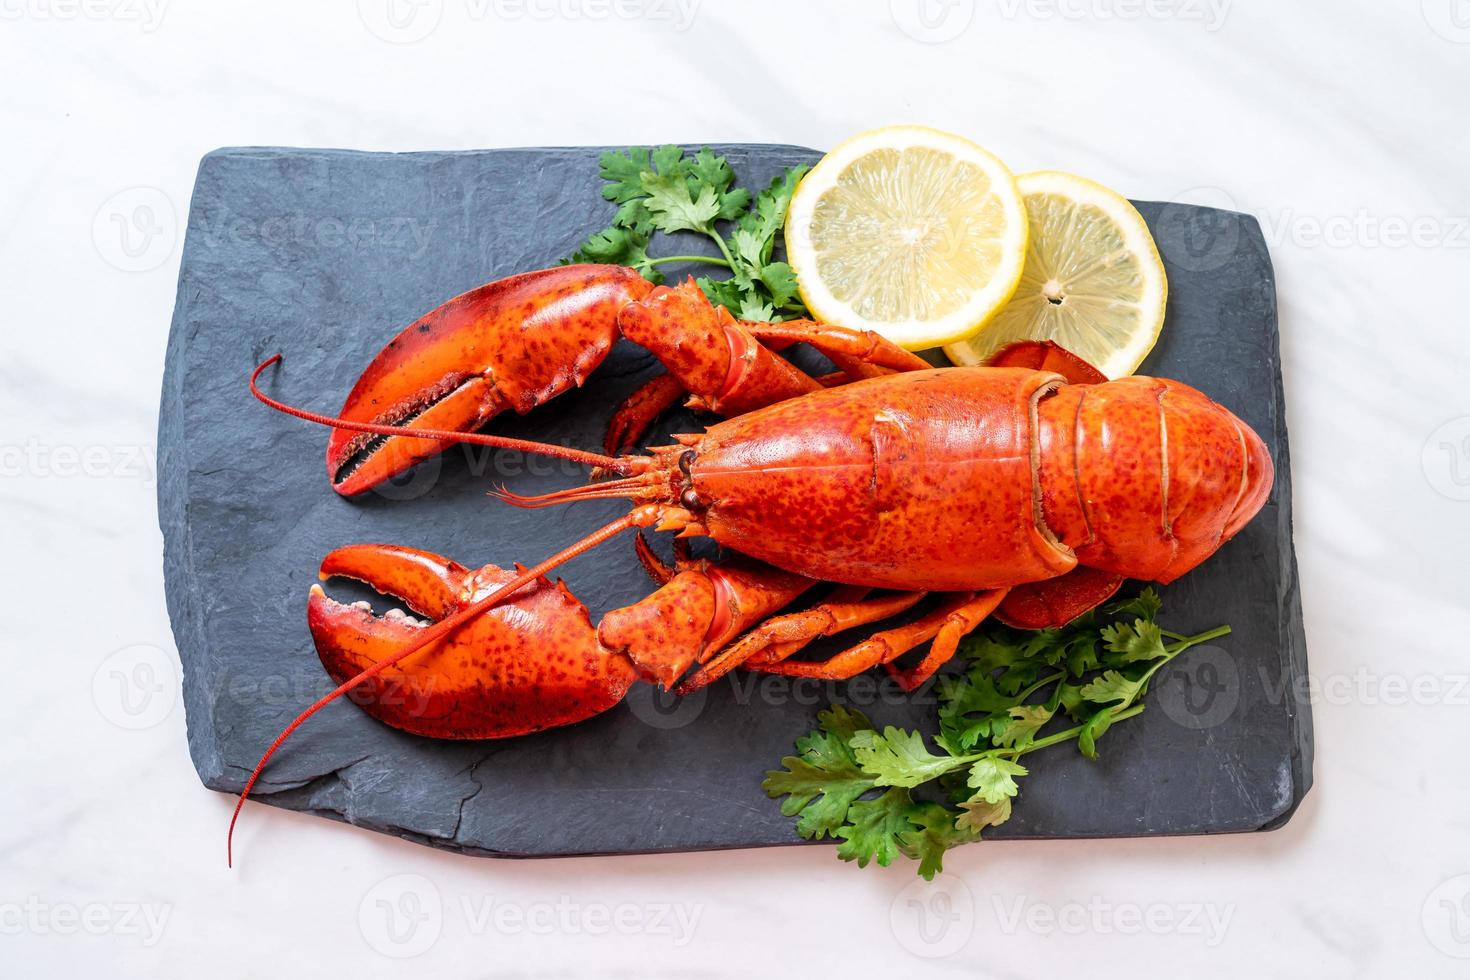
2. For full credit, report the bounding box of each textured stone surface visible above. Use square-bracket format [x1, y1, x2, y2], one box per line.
[158, 144, 1312, 856]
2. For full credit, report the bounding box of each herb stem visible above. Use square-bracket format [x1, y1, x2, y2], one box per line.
[707, 230, 739, 270]
[643, 254, 732, 269]
[1007, 705, 1149, 757]
[1136, 625, 1232, 688]
[1014, 671, 1067, 704]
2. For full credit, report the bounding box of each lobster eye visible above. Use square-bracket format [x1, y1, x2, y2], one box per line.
[680, 488, 704, 511]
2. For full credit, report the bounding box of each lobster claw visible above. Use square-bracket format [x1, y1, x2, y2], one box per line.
[327, 265, 653, 495]
[307, 544, 638, 738]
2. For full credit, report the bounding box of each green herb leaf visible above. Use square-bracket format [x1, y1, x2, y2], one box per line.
[966, 757, 1028, 804]
[1078, 706, 1118, 760]
[1106, 586, 1162, 622]
[759, 262, 801, 308]
[835, 788, 918, 869]
[568, 146, 810, 321]
[597, 147, 653, 204]
[641, 173, 722, 236]
[763, 553, 1224, 873]
[762, 705, 876, 840]
[994, 704, 1054, 750]
[850, 726, 959, 788]
[1079, 670, 1146, 706]
[1101, 619, 1167, 665]
[898, 803, 977, 880]
[956, 795, 1013, 834]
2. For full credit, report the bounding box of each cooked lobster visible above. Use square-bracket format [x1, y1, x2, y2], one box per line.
[232, 263, 1272, 860]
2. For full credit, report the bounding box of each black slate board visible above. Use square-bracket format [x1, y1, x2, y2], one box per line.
[159, 144, 1313, 856]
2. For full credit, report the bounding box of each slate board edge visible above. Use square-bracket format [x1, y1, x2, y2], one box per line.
[157, 144, 1314, 858]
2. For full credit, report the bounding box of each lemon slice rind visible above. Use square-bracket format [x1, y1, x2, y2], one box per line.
[784, 125, 1029, 350]
[943, 170, 1167, 379]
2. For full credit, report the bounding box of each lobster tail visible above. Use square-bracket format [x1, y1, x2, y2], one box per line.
[1036, 376, 1273, 584]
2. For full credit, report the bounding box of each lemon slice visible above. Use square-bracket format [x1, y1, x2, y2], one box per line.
[944, 171, 1167, 379]
[784, 125, 1028, 350]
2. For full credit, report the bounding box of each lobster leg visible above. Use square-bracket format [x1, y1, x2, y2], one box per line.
[604, 373, 688, 455]
[743, 319, 931, 378]
[746, 590, 1007, 690]
[675, 589, 928, 693]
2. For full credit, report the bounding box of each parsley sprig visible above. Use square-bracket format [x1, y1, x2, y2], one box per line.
[762, 589, 1229, 878]
[565, 145, 810, 322]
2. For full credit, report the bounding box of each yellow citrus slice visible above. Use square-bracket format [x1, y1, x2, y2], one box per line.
[944, 170, 1167, 379]
[784, 125, 1028, 350]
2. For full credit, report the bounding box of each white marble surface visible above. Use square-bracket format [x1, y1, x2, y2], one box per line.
[3, 0, 1469, 975]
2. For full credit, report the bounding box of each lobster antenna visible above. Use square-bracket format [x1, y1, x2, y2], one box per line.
[250, 355, 640, 474]
[226, 508, 647, 867]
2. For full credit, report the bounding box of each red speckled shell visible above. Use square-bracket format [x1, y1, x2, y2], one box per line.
[691, 368, 1077, 591]
[309, 547, 637, 739]
[327, 265, 652, 495]
[1037, 375, 1273, 583]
